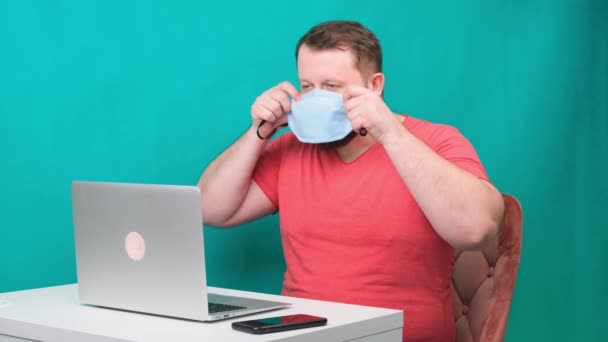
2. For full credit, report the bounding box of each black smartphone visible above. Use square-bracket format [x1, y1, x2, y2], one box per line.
[231, 314, 327, 334]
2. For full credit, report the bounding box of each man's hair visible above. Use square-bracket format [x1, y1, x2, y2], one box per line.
[295, 20, 382, 78]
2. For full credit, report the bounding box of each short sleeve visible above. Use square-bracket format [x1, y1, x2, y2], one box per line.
[430, 125, 490, 182]
[252, 135, 284, 208]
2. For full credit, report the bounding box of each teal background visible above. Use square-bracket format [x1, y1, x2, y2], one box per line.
[0, 1, 606, 340]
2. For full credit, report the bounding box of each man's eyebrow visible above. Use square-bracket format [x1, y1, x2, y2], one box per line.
[322, 79, 343, 84]
[298, 78, 343, 84]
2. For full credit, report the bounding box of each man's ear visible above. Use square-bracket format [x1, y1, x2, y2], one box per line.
[368, 72, 385, 96]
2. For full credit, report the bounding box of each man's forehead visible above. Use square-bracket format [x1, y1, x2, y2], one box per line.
[298, 48, 357, 72]
[297, 50, 364, 81]
[298, 44, 354, 59]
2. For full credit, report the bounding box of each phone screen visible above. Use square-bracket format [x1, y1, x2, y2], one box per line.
[232, 314, 327, 334]
[251, 314, 321, 327]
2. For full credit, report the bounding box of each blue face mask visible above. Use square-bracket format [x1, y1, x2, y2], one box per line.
[287, 88, 353, 143]
[256, 88, 353, 143]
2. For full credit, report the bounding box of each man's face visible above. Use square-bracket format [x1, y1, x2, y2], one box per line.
[297, 44, 367, 95]
[296, 44, 366, 148]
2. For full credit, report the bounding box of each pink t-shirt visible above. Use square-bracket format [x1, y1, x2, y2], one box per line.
[253, 116, 489, 342]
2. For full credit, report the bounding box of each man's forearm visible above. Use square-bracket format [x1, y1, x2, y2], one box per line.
[197, 126, 268, 226]
[382, 125, 504, 250]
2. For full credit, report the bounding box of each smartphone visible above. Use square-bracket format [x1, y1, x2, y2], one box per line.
[231, 314, 327, 334]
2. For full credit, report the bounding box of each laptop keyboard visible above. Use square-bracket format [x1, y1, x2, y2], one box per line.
[208, 302, 246, 313]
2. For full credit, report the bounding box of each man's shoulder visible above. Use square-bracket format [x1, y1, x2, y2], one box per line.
[405, 116, 464, 144]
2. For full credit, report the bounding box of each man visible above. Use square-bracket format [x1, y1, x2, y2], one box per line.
[198, 20, 504, 341]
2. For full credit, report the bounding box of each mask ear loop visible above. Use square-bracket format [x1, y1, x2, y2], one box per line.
[256, 120, 288, 140]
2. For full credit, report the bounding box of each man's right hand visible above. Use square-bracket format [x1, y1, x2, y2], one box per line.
[251, 81, 300, 139]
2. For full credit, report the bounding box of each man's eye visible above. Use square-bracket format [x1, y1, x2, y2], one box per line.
[301, 85, 311, 89]
[327, 84, 338, 88]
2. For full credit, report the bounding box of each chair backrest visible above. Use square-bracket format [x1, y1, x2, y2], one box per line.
[451, 194, 523, 342]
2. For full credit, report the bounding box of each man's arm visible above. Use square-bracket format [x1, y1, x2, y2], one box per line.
[382, 125, 504, 250]
[197, 81, 299, 227]
[197, 127, 275, 227]
[344, 85, 504, 250]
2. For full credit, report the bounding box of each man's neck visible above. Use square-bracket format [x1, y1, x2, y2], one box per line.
[334, 134, 377, 163]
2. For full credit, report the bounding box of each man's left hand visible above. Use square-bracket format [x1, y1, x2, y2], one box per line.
[343, 85, 403, 145]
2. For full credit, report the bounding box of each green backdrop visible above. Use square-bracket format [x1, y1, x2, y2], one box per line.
[1, 1, 606, 340]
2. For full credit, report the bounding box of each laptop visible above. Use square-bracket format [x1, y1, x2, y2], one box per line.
[71, 181, 290, 321]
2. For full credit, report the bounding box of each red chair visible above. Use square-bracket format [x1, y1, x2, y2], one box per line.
[452, 194, 523, 341]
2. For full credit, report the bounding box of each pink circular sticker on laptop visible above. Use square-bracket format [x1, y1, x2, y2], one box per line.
[125, 232, 146, 261]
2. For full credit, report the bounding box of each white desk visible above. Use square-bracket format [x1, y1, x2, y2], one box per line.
[0, 285, 402, 342]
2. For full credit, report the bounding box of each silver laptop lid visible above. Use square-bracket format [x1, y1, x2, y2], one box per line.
[72, 181, 210, 320]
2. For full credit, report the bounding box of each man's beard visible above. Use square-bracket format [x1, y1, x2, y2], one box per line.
[318, 131, 358, 150]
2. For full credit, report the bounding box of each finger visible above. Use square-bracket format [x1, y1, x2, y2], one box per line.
[350, 117, 368, 136]
[343, 84, 370, 101]
[344, 96, 364, 112]
[267, 90, 292, 115]
[259, 96, 283, 120]
[346, 105, 366, 121]
[253, 103, 278, 123]
[277, 81, 301, 101]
